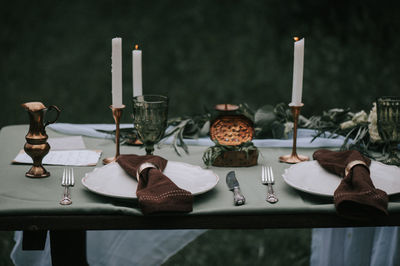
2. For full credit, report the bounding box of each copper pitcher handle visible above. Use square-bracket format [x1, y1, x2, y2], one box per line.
[44, 105, 61, 127]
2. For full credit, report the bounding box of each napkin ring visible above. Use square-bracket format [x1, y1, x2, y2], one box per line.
[345, 160, 368, 176]
[136, 162, 159, 181]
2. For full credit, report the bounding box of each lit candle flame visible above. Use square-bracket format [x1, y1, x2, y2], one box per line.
[293, 37, 300, 42]
[135, 44, 139, 50]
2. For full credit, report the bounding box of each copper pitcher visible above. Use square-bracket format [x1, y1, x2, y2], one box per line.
[22, 102, 61, 178]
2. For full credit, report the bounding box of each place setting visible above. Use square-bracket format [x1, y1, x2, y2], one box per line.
[280, 96, 400, 220]
[81, 92, 219, 203]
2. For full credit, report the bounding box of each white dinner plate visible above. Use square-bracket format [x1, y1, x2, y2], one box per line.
[282, 160, 400, 197]
[81, 161, 219, 199]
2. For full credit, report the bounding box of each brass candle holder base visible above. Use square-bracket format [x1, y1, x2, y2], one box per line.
[103, 156, 118, 165]
[103, 105, 125, 164]
[279, 103, 310, 164]
[279, 153, 309, 164]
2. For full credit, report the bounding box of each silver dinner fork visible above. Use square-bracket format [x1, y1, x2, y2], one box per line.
[60, 168, 75, 205]
[262, 166, 278, 203]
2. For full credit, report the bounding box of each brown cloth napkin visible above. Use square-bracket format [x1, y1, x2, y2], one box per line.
[117, 154, 193, 215]
[313, 149, 388, 220]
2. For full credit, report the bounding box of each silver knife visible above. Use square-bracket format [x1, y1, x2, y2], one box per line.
[226, 171, 246, 206]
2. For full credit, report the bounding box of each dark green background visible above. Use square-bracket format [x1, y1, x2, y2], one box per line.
[1, 0, 399, 128]
[1, 1, 399, 265]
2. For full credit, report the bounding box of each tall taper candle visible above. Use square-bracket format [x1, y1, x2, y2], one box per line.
[290, 37, 305, 106]
[111, 38, 123, 107]
[132, 44, 143, 97]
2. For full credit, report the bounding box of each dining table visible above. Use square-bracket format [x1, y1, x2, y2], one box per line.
[1, 124, 400, 266]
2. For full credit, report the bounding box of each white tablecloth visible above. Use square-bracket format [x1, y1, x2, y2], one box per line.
[11, 123, 398, 266]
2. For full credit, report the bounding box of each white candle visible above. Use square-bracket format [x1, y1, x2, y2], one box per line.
[290, 37, 305, 106]
[111, 38, 123, 107]
[132, 45, 143, 97]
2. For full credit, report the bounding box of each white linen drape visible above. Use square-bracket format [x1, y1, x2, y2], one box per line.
[311, 227, 400, 266]
[11, 230, 205, 266]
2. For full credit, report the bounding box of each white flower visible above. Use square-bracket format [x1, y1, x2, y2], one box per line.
[352, 110, 368, 124]
[368, 102, 382, 143]
[340, 120, 356, 130]
[340, 110, 369, 130]
[284, 122, 294, 138]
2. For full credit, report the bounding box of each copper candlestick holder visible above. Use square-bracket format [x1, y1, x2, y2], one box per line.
[103, 105, 125, 164]
[279, 103, 310, 164]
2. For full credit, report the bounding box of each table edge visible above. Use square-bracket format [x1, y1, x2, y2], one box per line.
[2, 213, 400, 231]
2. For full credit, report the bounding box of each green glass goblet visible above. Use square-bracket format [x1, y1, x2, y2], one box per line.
[376, 96, 400, 166]
[132, 95, 169, 155]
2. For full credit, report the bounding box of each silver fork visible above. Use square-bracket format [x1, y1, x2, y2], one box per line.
[262, 166, 278, 203]
[60, 168, 75, 205]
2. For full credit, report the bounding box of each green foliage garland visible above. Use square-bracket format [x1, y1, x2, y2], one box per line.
[98, 102, 394, 163]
